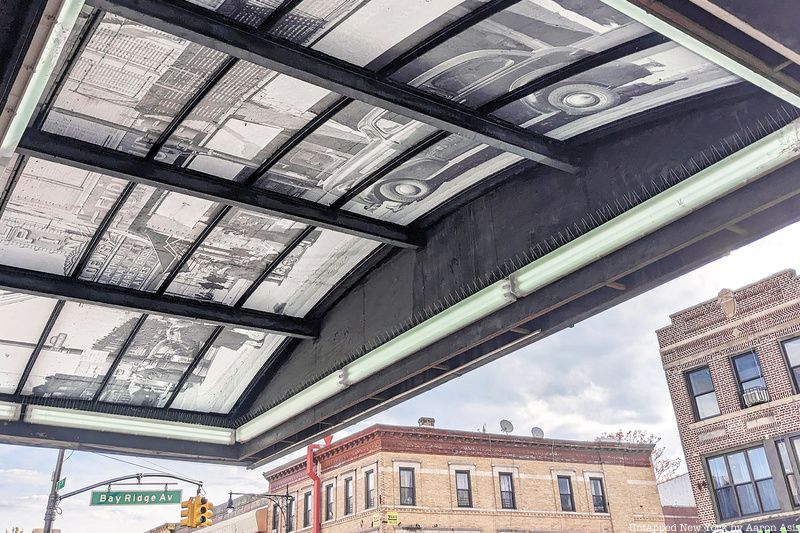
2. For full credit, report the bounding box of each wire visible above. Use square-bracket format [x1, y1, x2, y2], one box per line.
[91, 452, 182, 479]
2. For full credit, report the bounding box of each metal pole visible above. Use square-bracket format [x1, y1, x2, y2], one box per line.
[43, 448, 65, 533]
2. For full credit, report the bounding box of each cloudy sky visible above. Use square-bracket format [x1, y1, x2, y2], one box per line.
[2, 221, 800, 532]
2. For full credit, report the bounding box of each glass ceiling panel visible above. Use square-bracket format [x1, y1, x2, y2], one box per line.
[255, 101, 439, 204]
[79, 185, 220, 291]
[244, 228, 380, 317]
[185, 0, 282, 26]
[98, 315, 217, 408]
[0, 158, 128, 276]
[171, 329, 285, 413]
[390, 0, 650, 108]
[342, 136, 524, 225]
[271, 0, 489, 71]
[158, 61, 338, 180]
[165, 209, 307, 305]
[0, 154, 19, 201]
[42, 13, 228, 156]
[0, 291, 59, 394]
[22, 303, 142, 399]
[492, 42, 741, 140]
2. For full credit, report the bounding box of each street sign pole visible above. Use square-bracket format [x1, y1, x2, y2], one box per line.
[43, 448, 65, 533]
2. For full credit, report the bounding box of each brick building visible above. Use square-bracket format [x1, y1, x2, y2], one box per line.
[251, 422, 666, 533]
[657, 270, 800, 528]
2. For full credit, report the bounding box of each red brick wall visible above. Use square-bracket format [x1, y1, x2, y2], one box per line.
[658, 270, 800, 526]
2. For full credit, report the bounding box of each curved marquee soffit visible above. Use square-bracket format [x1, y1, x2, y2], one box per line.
[4, 116, 798, 445]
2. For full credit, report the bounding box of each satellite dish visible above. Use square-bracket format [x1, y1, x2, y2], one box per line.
[500, 419, 514, 434]
[531, 427, 545, 438]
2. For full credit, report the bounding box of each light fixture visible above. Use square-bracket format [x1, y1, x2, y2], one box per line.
[236, 118, 800, 444]
[0, 401, 21, 421]
[226, 491, 235, 514]
[0, 0, 85, 168]
[596, 0, 800, 109]
[26, 406, 235, 445]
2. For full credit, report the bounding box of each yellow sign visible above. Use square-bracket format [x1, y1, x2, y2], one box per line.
[386, 512, 399, 526]
[372, 513, 381, 527]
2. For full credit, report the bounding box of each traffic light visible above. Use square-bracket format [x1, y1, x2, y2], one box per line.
[180, 496, 196, 527]
[197, 496, 214, 527]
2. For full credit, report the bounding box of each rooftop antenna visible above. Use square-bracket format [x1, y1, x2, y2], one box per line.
[500, 419, 514, 434]
[531, 426, 545, 438]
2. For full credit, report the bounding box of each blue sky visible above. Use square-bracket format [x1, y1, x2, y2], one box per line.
[3, 222, 800, 532]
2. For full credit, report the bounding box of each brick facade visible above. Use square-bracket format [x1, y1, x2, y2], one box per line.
[261, 424, 666, 533]
[657, 270, 800, 527]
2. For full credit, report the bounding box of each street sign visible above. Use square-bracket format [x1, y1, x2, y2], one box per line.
[372, 513, 381, 527]
[386, 511, 398, 525]
[55, 477, 66, 491]
[90, 490, 183, 506]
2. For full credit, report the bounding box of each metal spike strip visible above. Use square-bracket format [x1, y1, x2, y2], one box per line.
[239, 106, 799, 422]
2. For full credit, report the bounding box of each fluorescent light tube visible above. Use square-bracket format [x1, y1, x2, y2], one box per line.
[236, 119, 800, 443]
[597, 0, 800, 108]
[0, 0, 85, 167]
[26, 406, 235, 445]
[0, 401, 21, 421]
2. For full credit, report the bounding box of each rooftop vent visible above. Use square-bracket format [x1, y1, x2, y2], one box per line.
[418, 417, 435, 428]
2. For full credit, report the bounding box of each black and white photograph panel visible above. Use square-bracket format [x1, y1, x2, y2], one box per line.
[492, 42, 742, 140]
[269, 0, 489, 71]
[243, 228, 380, 317]
[42, 12, 228, 156]
[0, 158, 128, 276]
[255, 101, 439, 204]
[341, 135, 524, 225]
[0, 291, 59, 394]
[185, 0, 282, 26]
[21, 303, 143, 400]
[158, 61, 339, 180]
[390, 0, 650, 108]
[79, 185, 221, 292]
[97, 315, 217, 408]
[165, 209, 307, 305]
[170, 330, 286, 413]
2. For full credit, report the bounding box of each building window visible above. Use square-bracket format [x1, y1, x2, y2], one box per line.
[399, 467, 416, 506]
[303, 492, 311, 528]
[344, 477, 354, 515]
[590, 477, 607, 513]
[557, 476, 575, 512]
[732, 352, 767, 406]
[687, 366, 721, 420]
[455, 470, 472, 507]
[325, 484, 334, 521]
[777, 438, 800, 507]
[287, 497, 295, 532]
[782, 337, 800, 392]
[364, 470, 375, 509]
[499, 473, 515, 509]
[272, 504, 280, 531]
[708, 447, 780, 520]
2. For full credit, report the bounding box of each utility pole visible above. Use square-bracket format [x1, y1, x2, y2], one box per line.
[43, 448, 65, 533]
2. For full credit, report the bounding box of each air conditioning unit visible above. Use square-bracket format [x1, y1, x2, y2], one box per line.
[743, 386, 770, 407]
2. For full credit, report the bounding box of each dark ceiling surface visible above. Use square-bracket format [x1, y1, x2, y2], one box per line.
[0, 0, 797, 465]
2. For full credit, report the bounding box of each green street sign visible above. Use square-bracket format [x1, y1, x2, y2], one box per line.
[55, 477, 66, 491]
[90, 490, 182, 506]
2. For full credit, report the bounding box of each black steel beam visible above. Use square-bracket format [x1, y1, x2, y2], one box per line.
[18, 130, 424, 248]
[70, 182, 136, 277]
[376, 0, 522, 77]
[244, 96, 353, 185]
[13, 301, 65, 395]
[0, 264, 318, 337]
[93, 314, 148, 402]
[164, 326, 224, 409]
[330, 130, 451, 209]
[479, 32, 671, 113]
[85, 0, 578, 173]
[146, 56, 239, 159]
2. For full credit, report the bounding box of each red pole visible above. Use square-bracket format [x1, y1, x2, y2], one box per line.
[306, 436, 332, 533]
